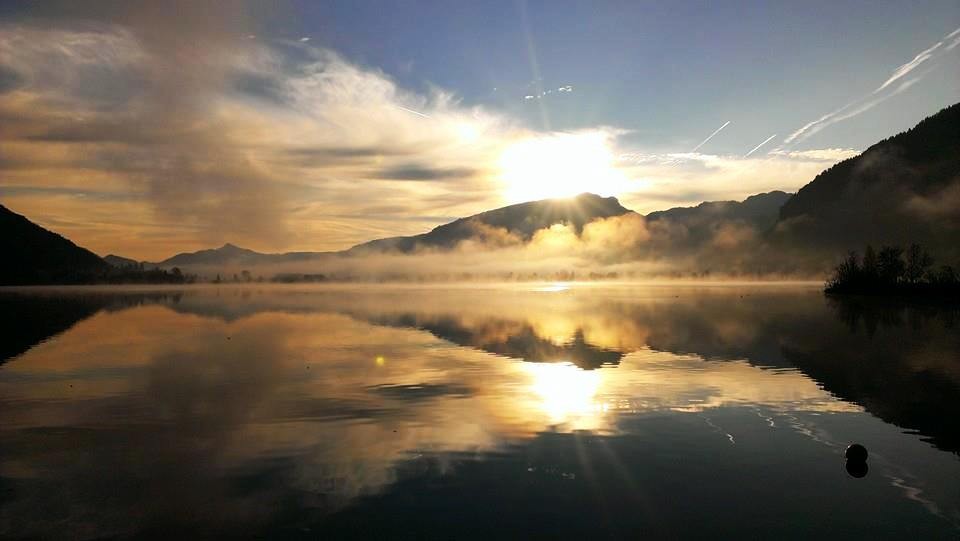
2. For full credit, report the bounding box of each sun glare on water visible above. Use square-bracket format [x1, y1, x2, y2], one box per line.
[500, 132, 630, 203]
[524, 362, 606, 428]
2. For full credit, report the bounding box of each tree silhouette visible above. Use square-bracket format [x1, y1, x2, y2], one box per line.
[877, 246, 905, 284]
[826, 243, 958, 296]
[905, 243, 934, 284]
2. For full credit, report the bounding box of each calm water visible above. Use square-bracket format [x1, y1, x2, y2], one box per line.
[1, 284, 958, 539]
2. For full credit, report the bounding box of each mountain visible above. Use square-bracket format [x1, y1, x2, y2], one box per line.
[144, 194, 632, 268]
[147, 192, 785, 269]
[160, 243, 266, 267]
[0, 204, 108, 285]
[648, 191, 791, 228]
[646, 191, 792, 248]
[348, 192, 632, 254]
[773, 102, 960, 259]
[104, 254, 140, 268]
[154, 243, 333, 269]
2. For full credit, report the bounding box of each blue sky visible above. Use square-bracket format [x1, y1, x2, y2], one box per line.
[0, 1, 958, 258]
[273, 0, 960, 152]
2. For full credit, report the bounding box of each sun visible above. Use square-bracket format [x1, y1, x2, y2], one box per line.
[499, 131, 629, 203]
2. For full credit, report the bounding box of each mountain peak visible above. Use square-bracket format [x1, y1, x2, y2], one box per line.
[574, 192, 612, 201]
[158, 242, 263, 266]
[348, 190, 633, 254]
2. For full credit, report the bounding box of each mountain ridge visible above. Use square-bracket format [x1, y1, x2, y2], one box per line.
[0, 204, 108, 285]
[772, 102, 960, 259]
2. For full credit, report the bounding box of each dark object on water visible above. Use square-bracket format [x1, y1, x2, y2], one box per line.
[845, 443, 868, 462]
[845, 460, 869, 478]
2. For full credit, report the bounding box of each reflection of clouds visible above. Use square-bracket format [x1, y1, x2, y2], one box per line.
[2, 285, 959, 537]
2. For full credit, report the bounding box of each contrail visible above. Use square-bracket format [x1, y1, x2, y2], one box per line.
[744, 134, 777, 157]
[782, 26, 959, 146]
[875, 39, 943, 94]
[396, 105, 430, 118]
[691, 120, 730, 152]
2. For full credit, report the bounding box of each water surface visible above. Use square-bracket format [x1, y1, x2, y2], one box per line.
[1, 284, 958, 539]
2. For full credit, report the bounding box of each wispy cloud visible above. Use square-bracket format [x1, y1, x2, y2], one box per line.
[616, 148, 860, 214]
[781, 26, 959, 147]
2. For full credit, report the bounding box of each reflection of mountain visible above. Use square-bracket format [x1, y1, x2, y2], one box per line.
[359, 312, 623, 369]
[4, 286, 958, 538]
[338, 289, 960, 453]
[0, 291, 182, 364]
[0, 293, 105, 363]
[783, 298, 960, 454]
[4, 286, 959, 455]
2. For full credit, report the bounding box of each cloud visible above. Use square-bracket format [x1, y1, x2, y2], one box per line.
[615, 149, 860, 213]
[767, 148, 861, 161]
[374, 164, 480, 181]
[0, 6, 877, 262]
[0, 12, 526, 258]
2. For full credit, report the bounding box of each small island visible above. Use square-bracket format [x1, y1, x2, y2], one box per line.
[825, 244, 960, 297]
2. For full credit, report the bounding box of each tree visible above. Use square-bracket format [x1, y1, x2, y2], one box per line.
[877, 246, 905, 284]
[839, 251, 860, 280]
[241, 269, 252, 282]
[861, 245, 878, 283]
[931, 265, 957, 285]
[905, 243, 934, 284]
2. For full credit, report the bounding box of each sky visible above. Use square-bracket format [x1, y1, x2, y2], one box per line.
[0, 1, 958, 260]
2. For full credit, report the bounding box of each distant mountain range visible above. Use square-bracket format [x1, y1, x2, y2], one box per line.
[3, 102, 958, 283]
[115, 191, 788, 269]
[103, 194, 633, 269]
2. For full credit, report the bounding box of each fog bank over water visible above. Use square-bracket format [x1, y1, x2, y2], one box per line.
[164, 211, 840, 281]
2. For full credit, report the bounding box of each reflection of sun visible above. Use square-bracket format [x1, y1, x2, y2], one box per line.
[534, 281, 570, 293]
[524, 362, 605, 427]
[500, 132, 629, 203]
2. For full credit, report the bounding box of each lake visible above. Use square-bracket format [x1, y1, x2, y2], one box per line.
[1, 283, 958, 539]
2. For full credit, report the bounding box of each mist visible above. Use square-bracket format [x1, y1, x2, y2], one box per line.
[170, 211, 833, 283]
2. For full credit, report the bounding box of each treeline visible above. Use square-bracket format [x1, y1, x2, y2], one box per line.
[101, 264, 196, 284]
[826, 244, 959, 296]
